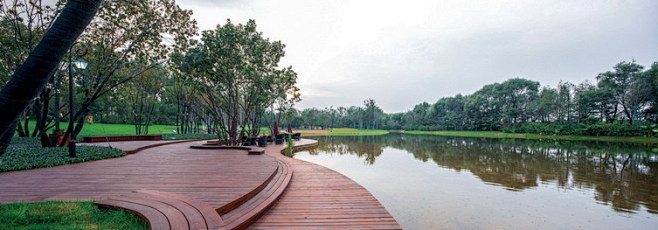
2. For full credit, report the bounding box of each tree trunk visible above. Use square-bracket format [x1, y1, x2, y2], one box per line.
[0, 0, 102, 155]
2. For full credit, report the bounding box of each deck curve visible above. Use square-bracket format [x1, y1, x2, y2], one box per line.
[0, 138, 399, 229]
[0, 140, 278, 209]
[251, 139, 401, 229]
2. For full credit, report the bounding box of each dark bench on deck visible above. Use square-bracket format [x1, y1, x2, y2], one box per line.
[291, 133, 301, 140]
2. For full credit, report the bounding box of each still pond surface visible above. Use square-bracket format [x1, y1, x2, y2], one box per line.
[293, 133, 658, 230]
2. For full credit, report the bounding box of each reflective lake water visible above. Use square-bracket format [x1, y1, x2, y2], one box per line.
[292, 134, 658, 230]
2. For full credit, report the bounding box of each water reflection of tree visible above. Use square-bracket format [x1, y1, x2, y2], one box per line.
[310, 135, 385, 165]
[310, 134, 658, 214]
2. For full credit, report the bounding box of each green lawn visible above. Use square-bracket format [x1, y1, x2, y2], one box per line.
[300, 129, 389, 136]
[400, 130, 658, 144]
[327, 129, 389, 135]
[20, 121, 278, 137]
[62, 122, 177, 137]
[0, 201, 148, 230]
[18, 121, 183, 138]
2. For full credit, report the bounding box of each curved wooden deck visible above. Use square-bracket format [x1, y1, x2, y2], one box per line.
[252, 139, 401, 229]
[0, 140, 277, 209]
[0, 138, 399, 229]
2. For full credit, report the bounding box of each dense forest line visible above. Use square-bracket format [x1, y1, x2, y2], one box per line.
[80, 60, 658, 137]
[287, 60, 658, 136]
[15, 56, 655, 137]
[1, 0, 654, 141]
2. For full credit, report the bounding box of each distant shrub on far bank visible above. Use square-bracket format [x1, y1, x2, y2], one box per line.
[501, 122, 654, 137]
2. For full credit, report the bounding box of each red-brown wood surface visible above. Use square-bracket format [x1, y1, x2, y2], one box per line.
[222, 159, 293, 230]
[1, 139, 400, 229]
[251, 140, 401, 229]
[136, 190, 225, 230]
[96, 190, 226, 230]
[0, 140, 278, 210]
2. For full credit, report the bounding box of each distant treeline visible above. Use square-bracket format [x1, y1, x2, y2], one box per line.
[286, 60, 658, 136]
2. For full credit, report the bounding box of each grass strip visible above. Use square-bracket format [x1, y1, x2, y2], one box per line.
[0, 201, 148, 230]
[301, 129, 390, 136]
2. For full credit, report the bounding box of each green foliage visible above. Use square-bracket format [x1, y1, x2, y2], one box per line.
[1, 144, 125, 172]
[286, 99, 385, 130]
[303, 129, 389, 136]
[8, 137, 42, 146]
[19, 121, 179, 138]
[0, 0, 62, 88]
[0, 201, 148, 230]
[401, 130, 658, 143]
[58, 0, 198, 144]
[501, 122, 650, 137]
[284, 134, 294, 156]
[182, 19, 299, 145]
[596, 61, 652, 124]
[371, 60, 658, 134]
[120, 65, 168, 135]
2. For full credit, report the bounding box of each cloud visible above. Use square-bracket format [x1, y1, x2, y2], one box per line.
[177, 0, 658, 112]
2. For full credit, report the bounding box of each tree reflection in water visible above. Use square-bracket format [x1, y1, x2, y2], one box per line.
[304, 134, 658, 214]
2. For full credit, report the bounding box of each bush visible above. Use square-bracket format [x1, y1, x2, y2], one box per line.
[503, 122, 647, 136]
[1, 145, 125, 172]
[9, 137, 41, 146]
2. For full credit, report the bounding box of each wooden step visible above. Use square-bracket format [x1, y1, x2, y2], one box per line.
[221, 159, 293, 230]
[215, 163, 279, 215]
[95, 190, 226, 230]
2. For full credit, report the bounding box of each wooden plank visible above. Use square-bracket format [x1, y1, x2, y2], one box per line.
[216, 165, 279, 215]
[110, 196, 189, 230]
[222, 159, 292, 230]
[95, 199, 171, 230]
[0, 141, 278, 210]
[136, 190, 226, 230]
[251, 139, 401, 229]
[127, 192, 207, 230]
[1, 139, 400, 229]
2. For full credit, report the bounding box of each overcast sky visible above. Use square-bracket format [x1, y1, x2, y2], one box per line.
[177, 0, 658, 113]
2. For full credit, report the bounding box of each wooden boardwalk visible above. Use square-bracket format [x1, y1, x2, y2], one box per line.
[252, 140, 401, 229]
[0, 140, 277, 209]
[0, 138, 400, 229]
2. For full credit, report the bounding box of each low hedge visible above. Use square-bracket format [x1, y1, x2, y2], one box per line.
[1, 138, 125, 172]
[502, 122, 657, 137]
